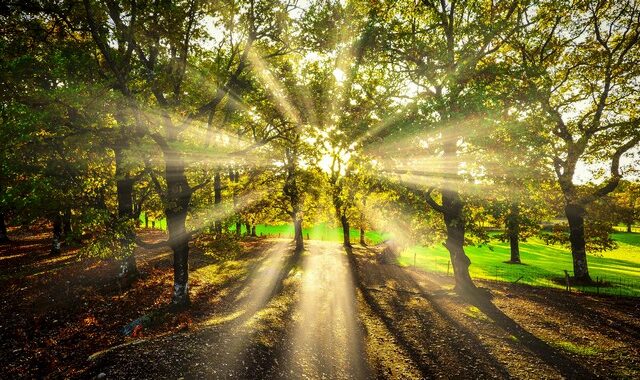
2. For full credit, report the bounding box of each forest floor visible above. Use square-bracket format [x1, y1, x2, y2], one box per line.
[1, 229, 639, 379]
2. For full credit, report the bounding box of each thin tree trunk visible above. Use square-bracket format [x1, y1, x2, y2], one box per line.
[164, 148, 192, 307]
[628, 223, 633, 233]
[0, 212, 9, 243]
[341, 214, 351, 248]
[213, 171, 222, 235]
[236, 221, 242, 236]
[145, 213, 149, 228]
[565, 203, 591, 283]
[251, 225, 256, 237]
[441, 188, 475, 291]
[507, 203, 521, 264]
[245, 223, 251, 236]
[62, 209, 72, 236]
[50, 214, 62, 256]
[115, 149, 138, 280]
[293, 215, 304, 252]
[360, 196, 367, 246]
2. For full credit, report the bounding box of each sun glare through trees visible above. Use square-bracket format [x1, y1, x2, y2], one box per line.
[1, 0, 640, 378]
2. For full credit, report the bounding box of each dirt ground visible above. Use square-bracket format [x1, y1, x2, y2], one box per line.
[1, 229, 639, 379]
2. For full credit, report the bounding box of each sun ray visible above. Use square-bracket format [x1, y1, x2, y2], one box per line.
[247, 48, 301, 125]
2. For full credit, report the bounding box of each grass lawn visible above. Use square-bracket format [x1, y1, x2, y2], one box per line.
[136, 213, 639, 296]
[398, 232, 640, 297]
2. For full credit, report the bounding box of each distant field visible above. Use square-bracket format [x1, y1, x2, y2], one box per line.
[137, 213, 639, 296]
[138, 213, 390, 244]
[398, 232, 640, 297]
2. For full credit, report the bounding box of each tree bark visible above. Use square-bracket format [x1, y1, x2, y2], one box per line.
[441, 188, 475, 291]
[145, 213, 149, 228]
[628, 223, 633, 233]
[164, 148, 192, 307]
[341, 214, 351, 248]
[293, 215, 304, 252]
[360, 196, 367, 246]
[235, 221, 242, 236]
[251, 225, 256, 237]
[62, 209, 72, 236]
[283, 147, 303, 252]
[565, 203, 591, 283]
[115, 149, 138, 280]
[506, 203, 521, 264]
[213, 171, 222, 235]
[0, 212, 9, 243]
[245, 222, 251, 236]
[50, 214, 62, 256]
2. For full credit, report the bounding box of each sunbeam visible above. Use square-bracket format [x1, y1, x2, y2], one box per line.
[287, 241, 368, 378]
[247, 48, 302, 125]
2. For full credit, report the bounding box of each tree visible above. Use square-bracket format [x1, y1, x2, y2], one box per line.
[372, 0, 526, 291]
[612, 180, 640, 232]
[515, 0, 640, 282]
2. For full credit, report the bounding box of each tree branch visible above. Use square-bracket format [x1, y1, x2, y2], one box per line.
[425, 187, 445, 213]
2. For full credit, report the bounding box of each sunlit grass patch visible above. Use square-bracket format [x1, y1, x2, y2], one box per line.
[552, 341, 600, 356]
[463, 305, 492, 322]
[201, 310, 245, 327]
[191, 260, 249, 285]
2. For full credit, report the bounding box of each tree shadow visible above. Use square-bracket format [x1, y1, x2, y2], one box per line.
[519, 289, 640, 343]
[350, 244, 603, 379]
[346, 246, 510, 379]
[463, 290, 597, 379]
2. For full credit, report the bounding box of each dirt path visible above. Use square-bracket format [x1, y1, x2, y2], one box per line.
[281, 241, 369, 379]
[3, 232, 639, 379]
[88, 240, 371, 379]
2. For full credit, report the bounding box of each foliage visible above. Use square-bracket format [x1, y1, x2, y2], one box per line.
[193, 233, 243, 261]
[80, 218, 137, 260]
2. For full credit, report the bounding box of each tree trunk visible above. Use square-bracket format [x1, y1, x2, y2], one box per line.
[115, 150, 138, 280]
[0, 212, 9, 243]
[360, 196, 367, 246]
[62, 209, 72, 236]
[441, 188, 475, 291]
[341, 214, 351, 248]
[50, 214, 62, 256]
[565, 203, 591, 283]
[245, 223, 251, 237]
[627, 223, 633, 233]
[506, 203, 521, 264]
[213, 171, 222, 235]
[293, 215, 304, 252]
[145, 213, 149, 228]
[231, 170, 242, 237]
[251, 225, 256, 237]
[164, 149, 192, 307]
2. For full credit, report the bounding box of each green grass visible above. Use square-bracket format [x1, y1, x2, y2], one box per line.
[398, 232, 640, 297]
[235, 222, 391, 245]
[136, 212, 639, 296]
[138, 212, 167, 230]
[552, 341, 600, 356]
[137, 213, 390, 244]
